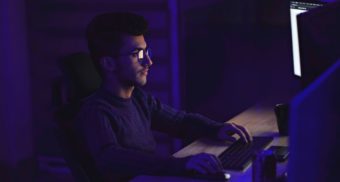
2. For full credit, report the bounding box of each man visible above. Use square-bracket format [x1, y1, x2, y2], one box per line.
[74, 12, 252, 181]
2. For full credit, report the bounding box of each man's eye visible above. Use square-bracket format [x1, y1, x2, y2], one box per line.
[131, 52, 139, 57]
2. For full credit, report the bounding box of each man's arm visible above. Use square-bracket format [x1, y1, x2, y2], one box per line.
[139, 89, 251, 142]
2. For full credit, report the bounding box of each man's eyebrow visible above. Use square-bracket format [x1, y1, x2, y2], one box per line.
[132, 48, 143, 51]
[129, 46, 147, 52]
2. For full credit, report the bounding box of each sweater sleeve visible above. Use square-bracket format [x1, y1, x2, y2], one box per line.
[73, 101, 189, 179]
[135, 89, 225, 139]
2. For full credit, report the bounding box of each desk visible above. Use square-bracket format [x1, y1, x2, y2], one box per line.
[132, 105, 288, 182]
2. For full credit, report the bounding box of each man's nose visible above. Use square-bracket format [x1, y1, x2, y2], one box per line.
[143, 55, 153, 67]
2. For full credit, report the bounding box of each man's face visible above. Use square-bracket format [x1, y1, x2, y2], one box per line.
[115, 35, 153, 87]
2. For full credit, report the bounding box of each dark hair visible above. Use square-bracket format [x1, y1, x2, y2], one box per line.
[86, 12, 148, 72]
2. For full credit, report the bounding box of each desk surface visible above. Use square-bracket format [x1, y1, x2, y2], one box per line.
[133, 105, 288, 182]
[174, 105, 287, 158]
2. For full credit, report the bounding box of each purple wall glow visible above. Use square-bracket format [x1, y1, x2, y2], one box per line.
[169, 0, 180, 109]
[0, 0, 34, 180]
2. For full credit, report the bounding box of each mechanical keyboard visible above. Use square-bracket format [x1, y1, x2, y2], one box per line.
[218, 136, 273, 171]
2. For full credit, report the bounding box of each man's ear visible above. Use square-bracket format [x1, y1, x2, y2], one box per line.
[99, 56, 116, 71]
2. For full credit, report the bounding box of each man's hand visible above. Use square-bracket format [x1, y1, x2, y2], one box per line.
[185, 153, 223, 174]
[217, 122, 252, 143]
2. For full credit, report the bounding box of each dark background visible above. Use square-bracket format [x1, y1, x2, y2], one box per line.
[1, 0, 322, 181]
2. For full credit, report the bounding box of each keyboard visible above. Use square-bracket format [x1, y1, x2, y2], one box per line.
[218, 136, 273, 171]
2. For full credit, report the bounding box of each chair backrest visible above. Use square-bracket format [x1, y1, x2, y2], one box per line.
[54, 52, 102, 182]
[59, 52, 101, 103]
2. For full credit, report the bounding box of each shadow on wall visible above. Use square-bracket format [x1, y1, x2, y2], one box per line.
[0, 158, 36, 182]
[0, 161, 12, 182]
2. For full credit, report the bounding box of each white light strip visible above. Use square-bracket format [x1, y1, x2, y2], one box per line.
[290, 8, 306, 77]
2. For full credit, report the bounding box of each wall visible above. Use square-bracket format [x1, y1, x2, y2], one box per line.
[0, 0, 34, 181]
[179, 0, 300, 122]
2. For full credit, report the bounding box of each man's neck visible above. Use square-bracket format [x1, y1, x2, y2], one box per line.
[102, 79, 134, 99]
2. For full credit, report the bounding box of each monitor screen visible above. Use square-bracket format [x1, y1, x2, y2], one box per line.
[289, 0, 324, 77]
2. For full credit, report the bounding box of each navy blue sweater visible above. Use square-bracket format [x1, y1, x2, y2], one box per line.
[73, 87, 224, 180]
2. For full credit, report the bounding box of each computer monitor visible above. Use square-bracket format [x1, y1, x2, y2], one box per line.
[289, 0, 324, 77]
[290, 0, 340, 87]
[288, 59, 340, 182]
[297, 1, 340, 87]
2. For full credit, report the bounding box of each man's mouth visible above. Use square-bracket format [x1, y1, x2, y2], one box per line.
[140, 69, 149, 75]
